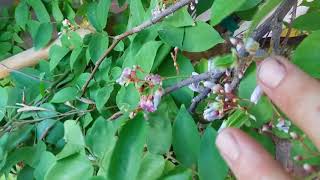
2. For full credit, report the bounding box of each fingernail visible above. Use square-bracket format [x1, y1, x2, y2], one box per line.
[216, 131, 240, 163]
[258, 58, 286, 88]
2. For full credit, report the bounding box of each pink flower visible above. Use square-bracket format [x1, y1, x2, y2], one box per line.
[153, 89, 163, 108]
[203, 102, 223, 121]
[145, 74, 162, 85]
[140, 95, 156, 112]
[116, 68, 132, 86]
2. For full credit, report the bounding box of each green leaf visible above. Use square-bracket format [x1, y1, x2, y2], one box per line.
[160, 166, 192, 180]
[0, 87, 8, 121]
[159, 22, 223, 52]
[158, 24, 184, 48]
[211, 0, 247, 25]
[87, 0, 111, 31]
[15, 2, 29, 29]
[159, 54, 194, 106]
[52, 0, 64, 23]
[293, 30, 320, 78]
[292, 11, 320, 31]
[89, 33, 109, 63]
[164, 7, 195, 27]
[211, 53, 236, 68]
[225, 109, 250, 128]
[107, 114, 147, 180]
[34, 151, 56, 180]
[124, 41, 162, 73]
[137, 153, 165, 180]
[56, 143, 83, 160]
[116, 84, 140, 111]
[51, 87, 78, 103]
[95, 85, 114, 112]
[198, 127, 228, 180]
[49, 45, 70, 71]
[45, 153, 94, 180]
[34, 22, 53, 50]
[247, 0, 282, 36]
[173, 105, 200, 168]
[147, 100, 172, 155]
[86, 117, 116, 158]
[27, 0, 50, 23]
[64, 120, 85, 146]
[237, 0, 262, 11]
[70, 47, 83, 70]
[183, 22, 224, 52]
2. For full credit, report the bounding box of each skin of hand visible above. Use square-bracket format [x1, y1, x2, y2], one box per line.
[216, 56, 320, 180]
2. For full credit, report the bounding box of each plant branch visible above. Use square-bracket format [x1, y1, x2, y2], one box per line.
[188, 87, 211, 113]
[81, 0, 193, 96]
[164, 70, 224, 95]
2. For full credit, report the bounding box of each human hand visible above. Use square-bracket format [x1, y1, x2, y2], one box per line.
[216, 57, 320, 179]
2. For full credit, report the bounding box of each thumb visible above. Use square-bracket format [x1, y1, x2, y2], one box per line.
[216, 128, 290, 180]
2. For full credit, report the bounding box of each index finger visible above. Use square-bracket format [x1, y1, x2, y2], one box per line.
[257, 56, 320, 149]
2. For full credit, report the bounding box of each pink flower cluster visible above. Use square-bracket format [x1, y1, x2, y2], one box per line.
[116, 67, 135, 86]
[203, 102, 224, 122]
[139, 89, 163, 112]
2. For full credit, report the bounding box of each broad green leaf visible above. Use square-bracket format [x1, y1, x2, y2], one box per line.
[158, 24, 184, 48]
[0, 42, 12, 54]
[137, 153, 165, 180]
[45, 153, 93, 180]
[17, 165, 34, 180]
[87, 0, 111, 31]
[34, 151, 56, 180]
[198, 127, 228, 180]
[159, 22, 223, 52]
[160, 166, 192, 180]
[34, 22, 53, 50]
[15, 2, 29, 29]
[211, 0, 247, 25]
[86, 117, 116, 158]
[56, 143, 83, 160]
[6, 125, 33, 151]
[183, 22, 224, 52]
[27, 0, 50, 23]
[158, 54, 194, 106]
[173, 105, 200, 168]
[94, 85, 114, 112]
[124, 41, 162, 73]
[292, 11, 320, 31]
[147, 100, 172, 154]
[36, 119, 56, 140]
[64, 120, 85, 146]
[89, 33, 109, 63]
[51, 87, 78, 103]
[52, 0, 64, 22]
[49, 45, 70, 71]
[225, 109, 250, 128]
[70, 47, 83, 70]
[0, 87, 8, 121]
[237, 0, 262, 11]
[127, 0, 145, 30]
[291, 136, 320, 165]
[211, 53, 236, 68]
[116, 84, 140, 111]
[293, 30, 320, 78]
[247, 0, 282, 37]
[164, 7, 194, 27]
[107, 114, 147, 180]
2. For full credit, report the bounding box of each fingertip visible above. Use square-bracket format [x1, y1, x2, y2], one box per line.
[216, 128, 290, 179]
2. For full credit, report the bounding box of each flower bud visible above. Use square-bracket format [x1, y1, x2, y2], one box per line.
[250, 85, 263, 104]
[293, 155, 303, 161]
[303, 163, 314, 173]
[289, 132, 299, 140]
[224, 83, 232, 93]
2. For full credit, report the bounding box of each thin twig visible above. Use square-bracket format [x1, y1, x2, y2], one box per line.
[188, 87, 211, 113]
[81, 0, 193, 96]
